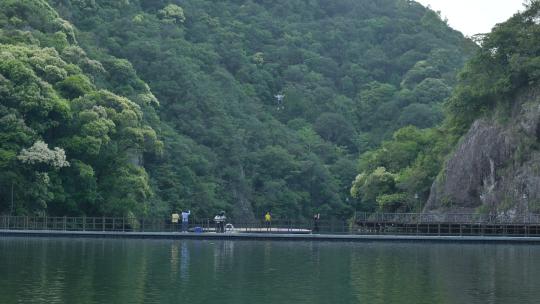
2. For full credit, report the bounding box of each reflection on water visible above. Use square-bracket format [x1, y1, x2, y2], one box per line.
[213, 240, 235, 275]
[180, 242, 189, 281]
[170, 241, 191, 282]
[1, 237, 540, 304]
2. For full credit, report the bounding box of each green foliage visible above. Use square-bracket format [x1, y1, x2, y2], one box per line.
[314, 113, 356, 150]
[56, 74, 94, 99]
[352, 126, 450, 212]
[0, 0, 473, 219]
[98, 165, 152, 215]
[351, 3, 540, 214]
[398, 103, 443, 128]
[158, 4, 185, 24]
[376, 193, 408, 212]
[0, 2, 160, 216]
[446, 3, 540, 132]
[351, 167, 397, 211]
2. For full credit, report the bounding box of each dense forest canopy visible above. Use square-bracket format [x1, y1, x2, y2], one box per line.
[0, 0, 476, 219]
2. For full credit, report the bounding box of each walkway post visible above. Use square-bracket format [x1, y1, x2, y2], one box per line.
[10, 182, 14, 215]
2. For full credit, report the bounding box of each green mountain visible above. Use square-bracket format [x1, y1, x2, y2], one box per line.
[352, 2, 540, 216]
[425, 2, 540, 215]
[0, 0, 474, 219]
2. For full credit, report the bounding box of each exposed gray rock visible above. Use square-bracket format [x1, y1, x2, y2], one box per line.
[426, 87, 540, 217]
[230, 165, 255, 221]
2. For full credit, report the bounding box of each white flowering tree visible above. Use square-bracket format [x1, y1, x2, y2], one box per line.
[12, 141, 69, 213]
[18, 140, 70, 168]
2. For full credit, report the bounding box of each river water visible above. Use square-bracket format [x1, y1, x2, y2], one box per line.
[0, 237, 539, 304]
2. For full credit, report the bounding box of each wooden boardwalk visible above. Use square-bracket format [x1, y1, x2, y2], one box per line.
[4, 214, 540, 241]
[352, 212, 540, 238]
[3, 229, 540, 243]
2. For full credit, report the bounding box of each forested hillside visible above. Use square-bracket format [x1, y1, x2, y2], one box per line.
[425, 2, 540, 215]
[353, 2, 540, 215]
[0, 0, 474, 219]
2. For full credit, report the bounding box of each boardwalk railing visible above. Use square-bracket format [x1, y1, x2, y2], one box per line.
[3, 213, 540, 237]
[355, 212, 540, 224]
[0, 216, 348, 234]
[354, 212, 540, 237]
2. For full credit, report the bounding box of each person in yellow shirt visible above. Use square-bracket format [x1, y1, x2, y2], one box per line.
[264, 211, 272, 232]
[171, 211, 180, 232]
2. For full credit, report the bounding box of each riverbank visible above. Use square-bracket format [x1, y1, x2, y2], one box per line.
[3, 229, 540, 244]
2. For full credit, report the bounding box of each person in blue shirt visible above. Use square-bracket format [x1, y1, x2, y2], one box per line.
[181, 210, 191, 232]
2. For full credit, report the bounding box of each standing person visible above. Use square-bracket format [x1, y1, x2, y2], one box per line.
[264, 211, 272, 232]
[313, 213, 320, 234]
[214, 211, 226, 233]
[219, 211, 226, 233]
[171, 211, 180, 232]
[181, 210, 191, 232]
[213, 212, 220, 233]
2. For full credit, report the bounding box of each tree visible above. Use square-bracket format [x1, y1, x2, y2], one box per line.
[18, 140, 69, 168]
[55, 74, 94, 99]
[351, 167, 397, 212]
[398, 103, 442, 128]
[401, 61, 440, 88]
[413, 78, 451, 104]
[314, 112, 355, 149]
[158, 4, 186, 24]
[0, 0, 474, 219]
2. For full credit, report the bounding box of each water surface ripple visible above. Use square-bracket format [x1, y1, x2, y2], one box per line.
[0, 237, 539, 304]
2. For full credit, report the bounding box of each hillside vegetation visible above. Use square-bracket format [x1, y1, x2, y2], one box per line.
[0, 0, 474, 219]
[352, 1, 540, 214]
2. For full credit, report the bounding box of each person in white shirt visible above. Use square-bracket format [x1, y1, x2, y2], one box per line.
[181, 210, 191, 232]
[214, 211, 226, 233]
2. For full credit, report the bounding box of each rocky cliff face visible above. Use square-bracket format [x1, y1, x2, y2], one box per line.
[425, 87, 540, 216]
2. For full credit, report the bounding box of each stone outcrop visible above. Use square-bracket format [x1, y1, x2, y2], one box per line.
[230, 165, 255, 221]
[425, 87, 540, 216]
